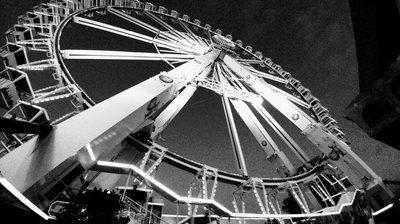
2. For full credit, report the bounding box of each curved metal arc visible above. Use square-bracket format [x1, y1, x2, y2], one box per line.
[53, 6, 108, 108]
[129, 136, 323, 187]
[96, 160, 363, 219]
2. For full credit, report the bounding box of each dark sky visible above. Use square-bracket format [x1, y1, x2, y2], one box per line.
[2, 0, 400, 215]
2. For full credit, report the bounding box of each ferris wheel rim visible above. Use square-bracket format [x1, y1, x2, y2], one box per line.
[53, 6, 108, 107]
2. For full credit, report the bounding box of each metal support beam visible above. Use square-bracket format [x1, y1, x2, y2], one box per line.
[248, 67, 287, 84]
[144, 10, 196, 45]
[221, 95, 248, 175]
[254, 105, 310, 165]
[0, 51, 218, 208]
[252, 181, 267, 214]
[61, 49, 196, 61]
[94, 160, 367, 219]
[73, 16, 202, 55]
[217, 60, 248, 176]
[107, 7, 206, 52]
[220, 53, 387, 193]
[210, 171, 218, 200]
[230, 99, 296, 175]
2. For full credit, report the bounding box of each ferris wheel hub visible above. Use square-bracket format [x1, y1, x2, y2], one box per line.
[159, 73, 174, 83]
[212, 34, 235, 49]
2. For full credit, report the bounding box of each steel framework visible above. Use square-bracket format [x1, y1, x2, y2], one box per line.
[0, 1, 394, 223]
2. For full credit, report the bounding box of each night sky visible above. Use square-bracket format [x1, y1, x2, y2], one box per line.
[1, 0, 400, 215]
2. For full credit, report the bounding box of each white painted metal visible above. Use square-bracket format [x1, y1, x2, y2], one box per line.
[0, 173, 50, 220]
[0, 51, 217, 194]
[1, 1, 393, 220]
[252, 181, 267, 214]
[177, 19, 209, 48]
[218, 65, 248, 175]
[269, 84, 311, 108]
[230, 99, 296, 175]
[108, 6, 206, 52]
[248, 67, 287, 84]
[221, 95, 248, 175]
[254, 105, 311, 165]
[290, 183, 310, 213]
[0, 72, 175, 192]
[151, 84, 197, 139]
[261, 185, 271, 214]
[221, 53, 385, 191]
[61, 49, 196, 61]
[144, 10, 197, 46]
[73, 16, 205, 55]
[209, 170, 218, 200]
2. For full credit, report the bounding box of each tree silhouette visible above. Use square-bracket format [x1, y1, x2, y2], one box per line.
[282, 190, 302, 214]
[56, 188, 130, 224]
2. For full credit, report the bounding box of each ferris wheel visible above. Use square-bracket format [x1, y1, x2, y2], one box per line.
[0, 0, 395, 223]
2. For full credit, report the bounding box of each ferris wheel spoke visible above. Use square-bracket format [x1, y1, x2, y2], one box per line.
[217, 68, 248, 176]
[230, 99, 296, 175]
[248, 64, 347, 140]
[222, 54, 315, 130]
[246, 67, 313, 108]
[107, 7, 203, 52]
[61, 49, 196, 62]
[151, 63, 213, 139]
[31, 84, 82, 105]
[173, 30, 206, 50]
[73, 16, 202, 55]
[197, 63, 260, 103]
[248, 67, 287, 84]
[177, 19, 209, 48]
[2, 2, 394, 220]
[268, 85, 311, 109]
[144, 10, 209, 54]
[221, 53, 312, 165]
[108, 6, 159, 34]
[151, 85, 198, 139]
[73, 16, 152, 43]
[253, 104, 311, 165]
[144, 10, 194, 43]
[216, 63, 244, 92]
[221, 95, 248, 176]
